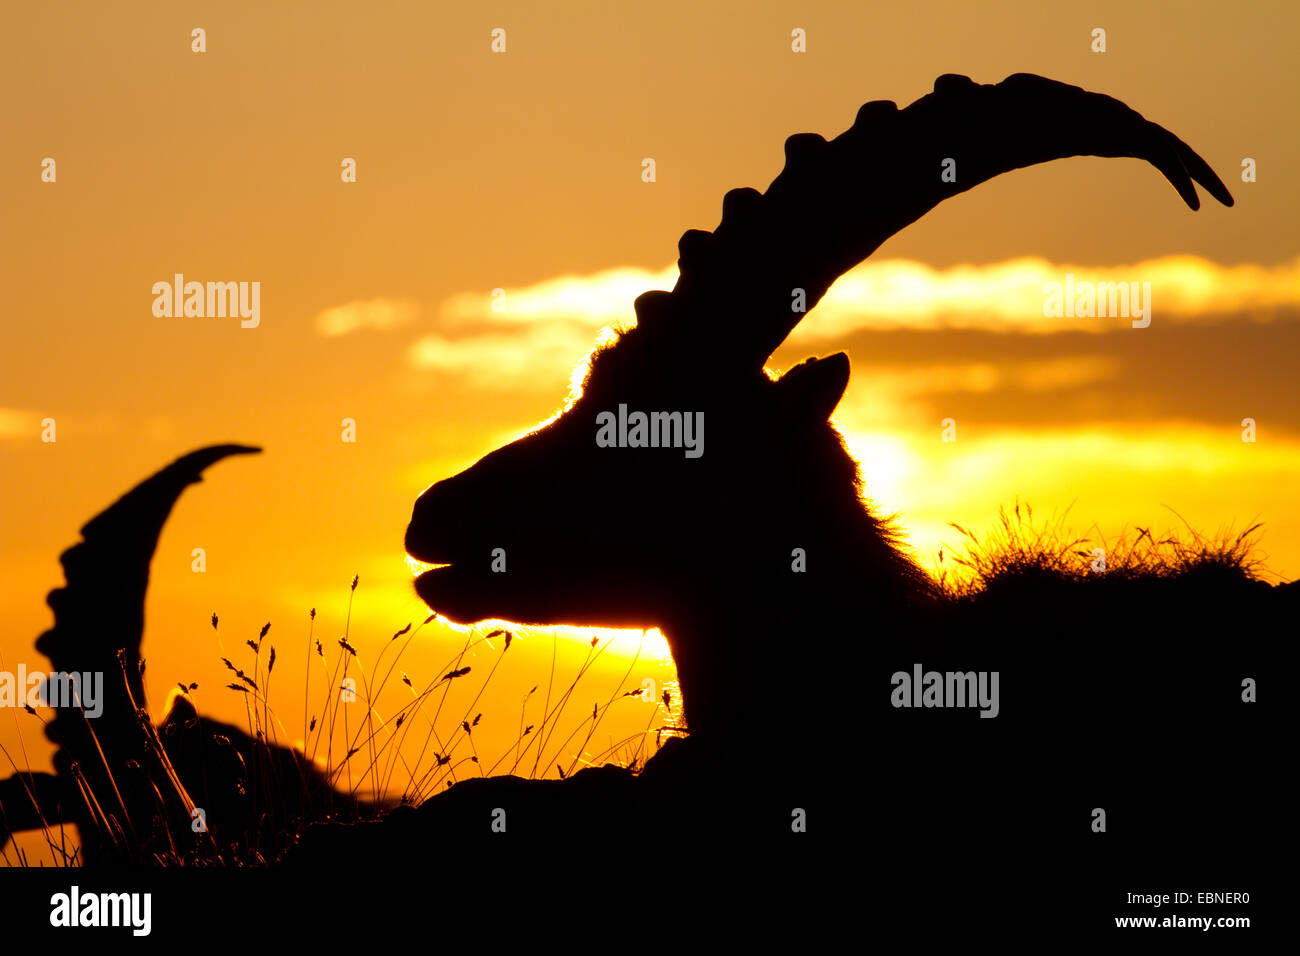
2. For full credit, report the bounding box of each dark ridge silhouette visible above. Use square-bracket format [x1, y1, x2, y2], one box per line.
[0, 445, 373, 863]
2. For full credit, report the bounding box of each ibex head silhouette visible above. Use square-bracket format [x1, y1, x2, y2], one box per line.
[405, 74, 1232, 742]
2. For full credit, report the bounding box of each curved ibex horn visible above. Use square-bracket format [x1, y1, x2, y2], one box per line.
[33, 443, 260, 861]
[662, 73, 1233, 366]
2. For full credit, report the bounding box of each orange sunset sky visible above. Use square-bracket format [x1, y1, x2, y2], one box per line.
[2, 2, 1298, 863]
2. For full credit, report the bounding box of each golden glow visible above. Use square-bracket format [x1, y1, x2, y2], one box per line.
[842, 424, 1300, 582]
[440, 268, 673, 326]
[404, 554, 439, 576]
[840, 431, 918, 511]
[4, 0, 1297, 866]
[315, 298, 419, 337]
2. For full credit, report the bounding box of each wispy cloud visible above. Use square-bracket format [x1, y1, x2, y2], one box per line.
[438, 267, 672, 327]
[315, 298, 419, 337]
[802, 255, 1300, 337]
[407, 255, 1300, 385]
[408, 267, 667, 387]
[831, 357, 1121, 428]
[407, 324, 612, 388]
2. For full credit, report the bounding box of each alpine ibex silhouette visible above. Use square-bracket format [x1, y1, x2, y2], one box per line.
[0, 447, 376, 863]
[404, 73, 1234, 773]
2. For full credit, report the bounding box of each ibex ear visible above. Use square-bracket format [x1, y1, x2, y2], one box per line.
[778, 352, 850, 420]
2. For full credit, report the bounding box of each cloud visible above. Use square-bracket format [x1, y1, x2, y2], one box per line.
[407, 255, 1300, 385]
[408, 266, 670, 388]
[315, 298, 419, 337]
[830, 357, 1121, 429]
[438, 267, 675, 327]
[798, 255, 1300, 338]
[407, 323, 615, 390]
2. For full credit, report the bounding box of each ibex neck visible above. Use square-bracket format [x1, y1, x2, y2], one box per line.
[657, 526, 930, 748]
